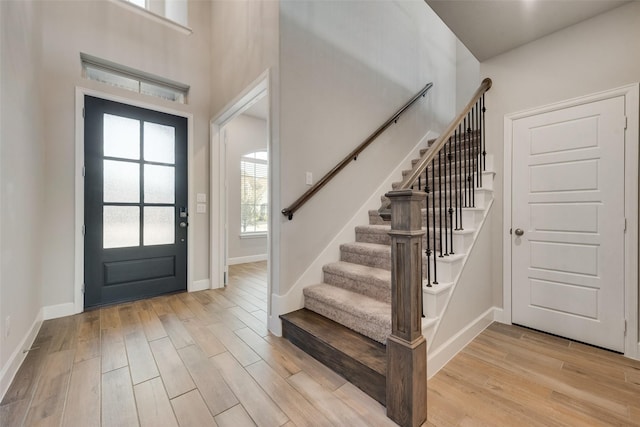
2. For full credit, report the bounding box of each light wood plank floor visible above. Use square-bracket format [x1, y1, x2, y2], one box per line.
[2, 261, 640, 426]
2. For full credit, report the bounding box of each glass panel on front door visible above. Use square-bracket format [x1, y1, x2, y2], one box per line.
[101, 113, 178, 249]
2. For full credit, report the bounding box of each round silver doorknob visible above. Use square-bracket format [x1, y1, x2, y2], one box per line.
[179, 222, 188, 228]
[514, 228, 524, 236]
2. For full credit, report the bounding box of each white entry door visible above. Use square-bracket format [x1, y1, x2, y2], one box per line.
[512, 95, 626, 352]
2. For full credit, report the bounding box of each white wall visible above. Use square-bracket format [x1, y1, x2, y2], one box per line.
[456, 40, 480, 111]
[0, 0, 45, 391]
[276, 0, 458, 295]
[224, 114, 268, 262]
[209, 0, 279, 291]
[38, 0, 212, 308]
[480, 2, 640, 311]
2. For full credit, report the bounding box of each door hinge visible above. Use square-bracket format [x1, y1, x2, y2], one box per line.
[223, 271, 227, 286]
[82, 225, 86, 236]
[82, 283, 85, 294]
[624, 319, 627, 335]
[624, 116, 628, 130]
[624, 218, 627, 232]
[82, 107, 85, 118]
[82, 166, 86, 177]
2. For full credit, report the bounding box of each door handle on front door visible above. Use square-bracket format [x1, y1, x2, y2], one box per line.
[514, 228, 524, 236]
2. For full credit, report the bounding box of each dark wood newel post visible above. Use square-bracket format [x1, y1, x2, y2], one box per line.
[385, 190, 427, 427]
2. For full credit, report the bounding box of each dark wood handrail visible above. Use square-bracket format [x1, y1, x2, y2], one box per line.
[281, 82, 434, 220]
[378, 78, 492, 215]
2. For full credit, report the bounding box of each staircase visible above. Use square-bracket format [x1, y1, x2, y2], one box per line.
[280, 79, 493, 424]
[282, 139, 494, 391]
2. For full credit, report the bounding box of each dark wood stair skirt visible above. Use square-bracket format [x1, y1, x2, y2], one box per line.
[280, 308, 387, 405]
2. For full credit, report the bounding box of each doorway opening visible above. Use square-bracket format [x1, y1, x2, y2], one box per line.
[211, 74, 271, 325]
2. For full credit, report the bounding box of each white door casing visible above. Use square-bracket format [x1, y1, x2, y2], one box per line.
[512, 96, 625, 351]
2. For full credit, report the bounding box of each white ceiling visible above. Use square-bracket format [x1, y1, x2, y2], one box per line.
[426, 0, 631, 61]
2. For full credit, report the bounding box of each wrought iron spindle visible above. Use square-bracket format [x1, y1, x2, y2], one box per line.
[457, 123, 464, 230]
[467, 112, 473, 207]
[453, 130, 459, 231]
[430, 158, 438, 284]
[442, 144, 449, 256]
[447, 139, 454, 255]
[482, 94, 487, 172]
[425, 174, 432, 287]
[463, 116, 469, 208]
[438, 151, 444, 257]
[476, 100, 481, 190]
[471, 105, 476, 208]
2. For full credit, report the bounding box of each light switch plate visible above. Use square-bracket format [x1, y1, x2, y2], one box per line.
[196, 193, 207, 203]
[197, 203, 207, 213]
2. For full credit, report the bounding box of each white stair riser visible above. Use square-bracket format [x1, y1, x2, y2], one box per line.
[425, 256, 463, 284]
[423, 286, 451, 318]
[421, 209, 483, 229]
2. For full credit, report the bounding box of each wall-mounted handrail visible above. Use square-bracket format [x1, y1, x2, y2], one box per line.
[281, 82, 434, 220]
[378, 78, 492, 216]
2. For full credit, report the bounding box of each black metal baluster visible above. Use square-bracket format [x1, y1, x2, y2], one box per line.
[482, 94, 487, 172]
[463, 116, 468, 208]
[453, 130, 459, 231]
[448, 139, 454, 255]
[470, 107, 476, 208]
[431, 159, 438, 284]
[467, 113, 472, 207]
[457, 124, 464, 230]
[438, 151, 444, 258]
[471, 105, 476, 208]
[425, 172, 432, 287]
[442, 143, 449, 256]
[476, 100, 481, 190]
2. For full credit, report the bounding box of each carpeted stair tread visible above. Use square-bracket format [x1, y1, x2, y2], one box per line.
[340, 242, 392, 270]
[304, 284, 391, 344]
[368, 210, 388, 225]
[323, 261, 391, 303]
[355, 224, 392, 246]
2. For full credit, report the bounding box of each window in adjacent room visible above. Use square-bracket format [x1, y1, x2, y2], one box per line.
[240, 151, 268, 235]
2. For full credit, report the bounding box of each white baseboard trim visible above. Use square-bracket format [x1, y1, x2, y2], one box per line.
[43, 302, 76, 320]
[191, 278, 211, 292]
[427, 306, 498, 379]
[270, 131, 438, 332]
[268, 311, 282, 337]
[492, 307, 508, 324]
[228, 254, 267, 265]
[0, 309, 43, 402]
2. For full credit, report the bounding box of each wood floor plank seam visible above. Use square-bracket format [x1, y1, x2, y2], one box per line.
[5, 263, 640, 426]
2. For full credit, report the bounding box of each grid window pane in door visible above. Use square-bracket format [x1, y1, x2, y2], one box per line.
[103, 206, 140, 248]
[144, 164, 175, 204]
[144, 207, 175, 246]
[103, 160, 140, 203]
[144, 122, 175, 164]
[103, 114, 140, 160]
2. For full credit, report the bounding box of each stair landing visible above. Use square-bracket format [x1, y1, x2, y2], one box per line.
[280, 308, 387, 405]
